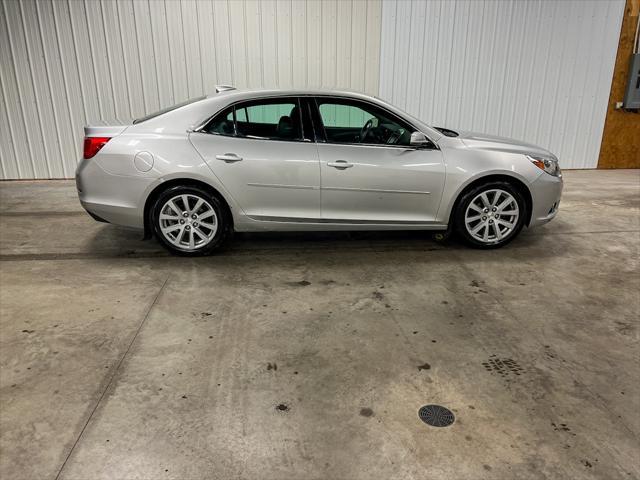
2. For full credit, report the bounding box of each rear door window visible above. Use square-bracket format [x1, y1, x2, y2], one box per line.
[203, 98, 303, 141]
[235, 99, 302, 141]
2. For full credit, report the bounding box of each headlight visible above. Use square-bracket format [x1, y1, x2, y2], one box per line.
[527, 155, 561, 177]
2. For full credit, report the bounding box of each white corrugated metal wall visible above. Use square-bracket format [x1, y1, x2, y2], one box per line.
[379, 0, 625, 169]
[0, 0, 382, 179]
[0, 0, 626, 179]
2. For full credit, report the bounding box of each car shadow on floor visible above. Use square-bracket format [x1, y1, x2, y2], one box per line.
[78, 227, 453, 259]
[0, 218, 568, 262]
[75, 223, 569, 262]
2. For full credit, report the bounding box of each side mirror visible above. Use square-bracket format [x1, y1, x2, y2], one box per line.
[410, 131, 431, 147]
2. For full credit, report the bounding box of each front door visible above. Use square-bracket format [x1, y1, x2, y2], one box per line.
[190, 97, 320, 220]
[313, 98, 445, 223]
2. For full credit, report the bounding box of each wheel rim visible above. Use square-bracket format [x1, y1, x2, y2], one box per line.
[464, 189, 519, 244]
[158, 194, 218, 250]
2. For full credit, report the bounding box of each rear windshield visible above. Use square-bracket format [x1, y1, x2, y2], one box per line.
[133, 96, 206, 124]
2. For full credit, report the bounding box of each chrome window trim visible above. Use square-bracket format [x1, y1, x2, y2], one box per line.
[316, 142, 433, 152]
[189, 130, 316, 147]
[192, 93, 439, 149]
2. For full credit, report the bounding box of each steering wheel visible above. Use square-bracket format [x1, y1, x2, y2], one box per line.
[358, 118, 374, 143]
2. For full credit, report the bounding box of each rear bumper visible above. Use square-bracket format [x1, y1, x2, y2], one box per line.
[528, 173, 563, 227]
[76, 158, 148, 229]
[83, 207, 109, 223]
[78, 198, 141, 228]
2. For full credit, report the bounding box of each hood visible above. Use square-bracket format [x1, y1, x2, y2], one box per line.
[457, 130, 556, 160]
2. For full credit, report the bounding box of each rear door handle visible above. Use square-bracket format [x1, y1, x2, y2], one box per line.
[216, 153, 243, 163]
[327, 160, 353, 169]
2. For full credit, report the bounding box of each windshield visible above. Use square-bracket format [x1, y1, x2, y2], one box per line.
[372, 96, 441, 137]
[133, 96, 206, 124]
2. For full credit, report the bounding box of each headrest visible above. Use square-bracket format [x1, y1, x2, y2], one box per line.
[289, 106, 301, 124]
[277, 115, 295, 138]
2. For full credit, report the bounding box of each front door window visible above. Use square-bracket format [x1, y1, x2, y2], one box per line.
[316, 99, 412, 146]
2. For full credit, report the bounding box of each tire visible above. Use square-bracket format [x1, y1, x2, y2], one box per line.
[454, 181, 526, 249]
[151, 185, 232, 256]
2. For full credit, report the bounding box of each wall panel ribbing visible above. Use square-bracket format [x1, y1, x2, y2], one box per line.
[0, 0, 382, 179]
[379, 0, 625, 169]
[0, 0, 626, 177]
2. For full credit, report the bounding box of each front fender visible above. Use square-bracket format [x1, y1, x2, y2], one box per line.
[435, 142, 543, 223]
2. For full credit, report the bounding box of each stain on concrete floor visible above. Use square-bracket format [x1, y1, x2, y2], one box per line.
[0, 170, 639, 480]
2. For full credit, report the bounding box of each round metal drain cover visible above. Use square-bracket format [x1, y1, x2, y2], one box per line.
[418, 405, 455, 427]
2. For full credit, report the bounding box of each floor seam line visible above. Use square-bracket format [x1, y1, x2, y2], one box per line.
[53, 276, 170, 480]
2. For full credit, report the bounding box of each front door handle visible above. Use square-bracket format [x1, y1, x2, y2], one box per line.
[327, 160, 353, 169]
[216, 153, 243, 163]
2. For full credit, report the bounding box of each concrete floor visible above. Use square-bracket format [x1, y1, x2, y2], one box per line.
[0, 170, 638, 480]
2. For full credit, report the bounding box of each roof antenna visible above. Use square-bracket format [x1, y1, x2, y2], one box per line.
[215, 85, 236, 93]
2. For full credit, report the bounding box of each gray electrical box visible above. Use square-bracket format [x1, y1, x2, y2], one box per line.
[623, 53, 640, 109]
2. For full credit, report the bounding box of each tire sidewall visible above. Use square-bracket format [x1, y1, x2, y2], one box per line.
[151, 185, 230, 256]
[455, 181, 526, 249]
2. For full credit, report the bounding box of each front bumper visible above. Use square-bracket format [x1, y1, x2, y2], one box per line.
[528, 172, 563, 227]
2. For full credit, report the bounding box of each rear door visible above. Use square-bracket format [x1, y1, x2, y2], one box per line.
[312, 97, 445, 223]
[190, 97, 320, 220]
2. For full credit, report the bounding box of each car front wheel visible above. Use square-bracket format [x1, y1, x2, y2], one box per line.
[151, 185, 231, 256]
[455, 181, 526, 249]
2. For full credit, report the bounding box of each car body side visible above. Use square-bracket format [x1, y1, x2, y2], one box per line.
[76, 89, 562, 235]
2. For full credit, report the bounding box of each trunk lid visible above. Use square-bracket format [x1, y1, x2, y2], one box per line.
[84, 124, 129, 137]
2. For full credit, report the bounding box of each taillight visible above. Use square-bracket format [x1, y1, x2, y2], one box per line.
[83, 136, 111, 159]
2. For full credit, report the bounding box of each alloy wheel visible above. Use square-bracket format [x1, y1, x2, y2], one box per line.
[464, 189, 519, 244]
[158, 194, 218, 250]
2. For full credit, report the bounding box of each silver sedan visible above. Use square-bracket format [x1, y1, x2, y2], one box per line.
[76, 87, 563, 255]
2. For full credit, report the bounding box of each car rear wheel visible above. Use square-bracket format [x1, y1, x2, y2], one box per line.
[151, 185, 231, 256]
[455, 181, 526, 249]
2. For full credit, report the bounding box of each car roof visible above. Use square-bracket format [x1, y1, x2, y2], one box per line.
[128, 86, 443, 142]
